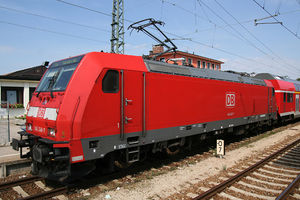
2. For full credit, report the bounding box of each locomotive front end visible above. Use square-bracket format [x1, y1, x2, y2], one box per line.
[12, 55, 84, 180]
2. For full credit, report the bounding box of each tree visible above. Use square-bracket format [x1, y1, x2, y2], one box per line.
[297, 78, 300, 81]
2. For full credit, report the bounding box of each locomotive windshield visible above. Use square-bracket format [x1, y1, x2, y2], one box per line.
[36, 55, 84, 92]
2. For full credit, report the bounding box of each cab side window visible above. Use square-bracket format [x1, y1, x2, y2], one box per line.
[283, 93, 286, 102]
[102, 70, 119, 93]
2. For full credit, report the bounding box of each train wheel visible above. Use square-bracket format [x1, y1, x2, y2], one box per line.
[165, 145, 180, 155]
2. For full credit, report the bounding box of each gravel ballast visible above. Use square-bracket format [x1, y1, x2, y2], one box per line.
[93, 124, 300, 200]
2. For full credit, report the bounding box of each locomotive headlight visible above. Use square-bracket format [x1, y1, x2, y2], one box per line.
[48, 128, 56, 137]
[27, 123, 32, 131]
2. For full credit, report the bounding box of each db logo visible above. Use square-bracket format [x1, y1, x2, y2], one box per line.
[37, 107, 46, 118]
[226, 93, 235, 107]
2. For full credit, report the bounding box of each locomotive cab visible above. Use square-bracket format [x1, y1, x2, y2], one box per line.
[12, 55, 86, 179]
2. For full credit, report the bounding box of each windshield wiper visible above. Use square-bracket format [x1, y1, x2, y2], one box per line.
[36, 91, 41, 97]
[48, 71, 60, 98]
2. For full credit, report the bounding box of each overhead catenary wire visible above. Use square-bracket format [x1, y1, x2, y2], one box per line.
[195, 0, 297, 75]
[0, 5, 110, 33]
[275, 0, 282, 15]
[198, 0, 271, 56]
[164, 0, 253, 46]
[214, 0, 300, 73]
[0, 20, 106, 43]
[252, 0, 300, 40]
[1, 0, 298, 77]
[180, 9, 300, 36]
[56, 0, 112, 18]
[165, 31, 294, 75]
[55, 0, 298, 76]
[158, 0, 297, 75]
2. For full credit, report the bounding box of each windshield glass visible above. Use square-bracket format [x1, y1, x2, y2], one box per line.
[36, 55, 84, 92]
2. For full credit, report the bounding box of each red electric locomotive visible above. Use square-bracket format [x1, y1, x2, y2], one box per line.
[12, 52, 278, 180]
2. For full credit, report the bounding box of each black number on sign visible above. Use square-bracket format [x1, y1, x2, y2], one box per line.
[218, 141, 223, 146]
[219, 147, 222, 153]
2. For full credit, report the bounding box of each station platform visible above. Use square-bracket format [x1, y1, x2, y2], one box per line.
[0, 145, 23, 163]
[0, 119, 26, 164]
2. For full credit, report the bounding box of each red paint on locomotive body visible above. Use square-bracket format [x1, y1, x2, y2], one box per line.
[145, 73, 269, 130]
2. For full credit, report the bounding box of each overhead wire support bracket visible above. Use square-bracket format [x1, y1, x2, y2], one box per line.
[254, 14, 282, 26]
[255, 22, 283, 26]
[128, 18, 177, 60]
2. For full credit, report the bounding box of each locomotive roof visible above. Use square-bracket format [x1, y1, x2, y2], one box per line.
[144, 59, 266, 86]
[255, 73, 300, 91]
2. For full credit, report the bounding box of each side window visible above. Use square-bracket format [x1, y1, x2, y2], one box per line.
[272, 88, 275, 96]
[288, 93, 293, 103]
[102, 70, 119, 93]
[283, 93, 286, 102]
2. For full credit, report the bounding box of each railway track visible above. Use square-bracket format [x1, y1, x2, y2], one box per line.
[190, 138, 300, 200]
[0, 176, 68, 200]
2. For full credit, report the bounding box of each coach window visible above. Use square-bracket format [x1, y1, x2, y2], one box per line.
[288, 93, 293, 102]
[182, 57, 186, 65]
[102, 70, 119, 93]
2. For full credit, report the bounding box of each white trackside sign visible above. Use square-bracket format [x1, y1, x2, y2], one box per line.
[216, 139, 225, 156]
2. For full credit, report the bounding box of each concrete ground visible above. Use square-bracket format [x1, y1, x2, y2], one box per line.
[0, 119, 26, 163]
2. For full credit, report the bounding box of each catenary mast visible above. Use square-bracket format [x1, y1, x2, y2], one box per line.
[111, 0, 124, 54]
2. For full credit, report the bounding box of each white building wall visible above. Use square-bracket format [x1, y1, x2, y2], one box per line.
[0, 79, 39, 118]
[23, 83, 30, 109]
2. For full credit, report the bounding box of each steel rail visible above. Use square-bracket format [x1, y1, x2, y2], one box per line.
[18, 186, 68, 200]
[192, 138, 300, 200]
[0, 176, 43, 190]
[276, 173, 300, 199]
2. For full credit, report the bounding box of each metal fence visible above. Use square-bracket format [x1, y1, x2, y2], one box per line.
[0, 101, 10, 145]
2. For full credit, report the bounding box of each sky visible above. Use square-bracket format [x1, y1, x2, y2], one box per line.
[0, 0, 300, 79]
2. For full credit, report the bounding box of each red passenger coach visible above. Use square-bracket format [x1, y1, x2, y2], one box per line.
[255, 73, 300, 120]
[12, 52, 278, 180]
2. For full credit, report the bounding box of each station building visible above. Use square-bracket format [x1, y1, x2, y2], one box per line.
[0, 65, 46, 117]
[148, 45, 224, 70]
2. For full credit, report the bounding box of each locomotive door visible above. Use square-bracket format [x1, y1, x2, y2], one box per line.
[296, 94, 299, 113]
[268, 87, 272, 114]
[120, 70, 144, 141]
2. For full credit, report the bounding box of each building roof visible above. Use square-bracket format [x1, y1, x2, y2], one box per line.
[0, 65, 47, 81]
[158, 51, 224, 64]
